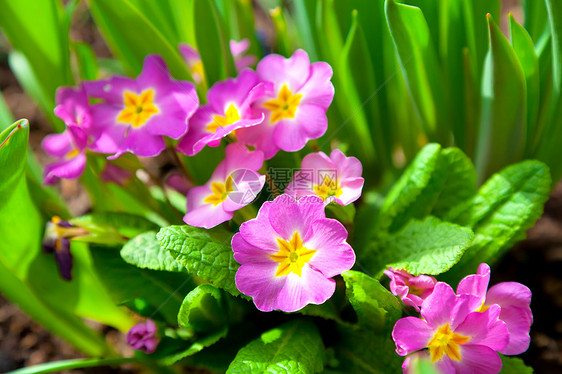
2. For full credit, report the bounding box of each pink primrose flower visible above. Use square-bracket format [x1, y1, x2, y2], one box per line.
[176, 69, 269, 156]
[285, 149, 364, 205]
[84, 55, 198, 159]
[232, 194, 355, 312]
[456, 263, 533, 355]
[183, 143, 265, 229]
[384, 267, 437, 311]
[393, 282, 509, 374]
[236, 49, 334, 159]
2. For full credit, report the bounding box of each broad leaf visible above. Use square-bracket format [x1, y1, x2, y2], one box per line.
[72, 212, 159, 245]
[362, 216, 474, 277]
[121, 231, 183, 272]
[500, 355, 534, 374]
[178, 284, 228, 334]
[227, 319, 324, 374]
[342, 270, 401, 332]
[445, 160, 550, 278]
[157, 225, 243, 298]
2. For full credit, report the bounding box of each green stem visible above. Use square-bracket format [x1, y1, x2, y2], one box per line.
[6, 357, 149, 374]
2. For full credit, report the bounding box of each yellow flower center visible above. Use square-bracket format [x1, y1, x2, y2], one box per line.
[476, 302, 490, 313]
[117, 90, 159, 128]
[313, 176, 343, 201]
[65, 148, 80, 159]
[191, 61, 205, 82]
[269, 232, 316, 277]
[203, 176, 234, 206]
[206, 104, 241, 133]
[263, 85, 302, 124]
[427, 324, 470, 363]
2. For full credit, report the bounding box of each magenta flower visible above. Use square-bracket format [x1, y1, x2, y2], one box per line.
[176, 69, 269, 156]
[42, 86, 95, 184]
[230, 39, 257, 72]
[393, 282, 509, 374]
[42, 216, 87, 280]
[285, 149, 364, 205]
[183, 143, 265, 229]
[84, 55, 198, 159]
[237, 49, 335, 159]
[232, 195, 355, 312]
[456, 263, 533, 355]
[166, 172, 193, 195]
[126, 319, 159, 354]
[179, 43, 204, 84]
[384, 267, 437, 311]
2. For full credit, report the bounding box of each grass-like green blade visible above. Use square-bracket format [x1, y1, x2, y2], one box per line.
[475, 15, 526, 182]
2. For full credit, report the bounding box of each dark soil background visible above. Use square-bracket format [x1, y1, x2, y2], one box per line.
[0, 0, 561, 373]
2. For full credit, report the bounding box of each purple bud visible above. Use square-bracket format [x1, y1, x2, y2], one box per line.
[126, 320, 159, 354]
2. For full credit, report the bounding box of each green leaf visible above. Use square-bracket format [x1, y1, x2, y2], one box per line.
[71, 41, 99, 80]
[333, 324, 402, 374]
[178, 284, 228, 333]
[444, 160, 551, 278]
[157, 225, 243, 298]
[72, 212, 159, 245]
[87, 0, 191, 80]
[385, 0, 449, 143]
[121, 231, 184, 272]
[226, 319, 324, 374]
[500, 355, 534, 374]
[194, 0, 235, 85]
[90, 245, 195, 325]
[342, 271, 401, 332]
[377, 144, 476, 233]
[361, 216, 474, 277]
[475, 14, 527, 181]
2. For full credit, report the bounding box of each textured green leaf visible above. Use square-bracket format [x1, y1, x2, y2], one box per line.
[90, 245, 195, 325]
[500, 355, 534, 374]
[121, 231, 184, 272]
[362, 216, 474, 277]
[385, 0, 449, 142]
[227, 319, 324, 374]
[377, 144, 476, 233]
[342, 271, 401, 332]
[475, 15, 526, 181]
[445, 160, 551, 278]
[178, 284, 228, 334]
[157, 225, 242, 297]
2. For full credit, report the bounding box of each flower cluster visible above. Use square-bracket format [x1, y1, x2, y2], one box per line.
[389, 264, 532, 373]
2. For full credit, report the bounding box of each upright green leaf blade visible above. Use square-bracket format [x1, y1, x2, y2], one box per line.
[157, 225, 242, 297]
[227, 319, 324, 374]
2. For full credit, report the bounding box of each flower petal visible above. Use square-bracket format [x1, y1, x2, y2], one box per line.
[235, 262, 287, 312]
[498, 305, 532, 355]
[275, 265, 336, 312]
[457, 263, 490, 304]
[392, 317, 434, 356]
[451, 345, 503, 374]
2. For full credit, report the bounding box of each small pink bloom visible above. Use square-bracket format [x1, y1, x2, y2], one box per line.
[126, 319, 159, 354]
[176, 69, 269, 156]
[42, 86, 98, 184]
[393, 283, 509, 374]
[383, 267, 437, 311]
[285, 149, 364, 205]
[232, 194, 356, 312]
[230, 39, 257, 71]
[183, 143, 265, 229]
[100, 163, 133, 186]
[84, 55, 198, 159]
[179, 43, 205, 84]
[456, 263, 533, 355]
[237, 49, 335, 159]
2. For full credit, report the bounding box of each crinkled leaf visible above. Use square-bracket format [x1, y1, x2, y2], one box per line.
[178, 284, 228, 334]
[362, 216, 474, 277]
[342, 270, 401, 332]
[377, 144, 476, 232]
[121, 231, 183, 272]
[444, 160, 550, 279]
[226, 319, 324, 374]
[157, 225, 243, 298]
